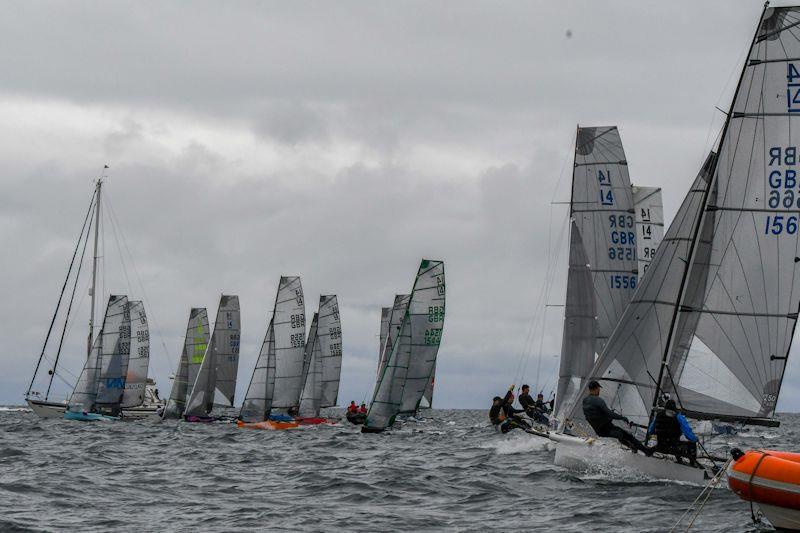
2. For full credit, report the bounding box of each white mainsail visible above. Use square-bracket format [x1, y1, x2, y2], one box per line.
[318, 295, 342, 408]
[121, 300, 149, 408]
[631, 185, 665, 281]
[268, 276, 306, 411]
[366, 260, 445, 430]
[164, 308, 209, 419]
[554, 126, 637, 419]
[185, 295, 240, 416]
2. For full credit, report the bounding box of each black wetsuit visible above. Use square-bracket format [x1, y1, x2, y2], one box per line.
[582, 395, 649, 454]
[520, 393, 549, 424]
[501, 392, 531, 430]
[653, 412, 698, 465]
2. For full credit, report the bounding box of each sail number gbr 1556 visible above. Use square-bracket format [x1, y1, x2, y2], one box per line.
[765, 145, 800, 235]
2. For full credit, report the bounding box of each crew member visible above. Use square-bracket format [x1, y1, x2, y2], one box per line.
[647, 399, 699, 466]
[519, 385, 549, 425]
[490, 396, 522, 433]
[359, 403, 368, 414]
[582, 381, 651, 454]
[501, 385, 531, 430]
[347, 401, 358, 414]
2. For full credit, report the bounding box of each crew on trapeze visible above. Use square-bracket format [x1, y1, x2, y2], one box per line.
[647, 398, 699, 466]
[582, 380, 652, 455]
[518, 384, 552, 425]
[489, 385, 531, 433]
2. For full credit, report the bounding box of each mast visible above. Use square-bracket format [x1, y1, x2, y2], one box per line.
[88, 171, 104, 357]
[646, 4, 768, 431]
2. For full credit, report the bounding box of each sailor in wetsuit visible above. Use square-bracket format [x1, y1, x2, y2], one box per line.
[582, 380, 651, 454]
[518, 385, 549, 425]
[647, 399, 699, 466]
[501, 387, 531, 430]
[490, 396, 522, 433]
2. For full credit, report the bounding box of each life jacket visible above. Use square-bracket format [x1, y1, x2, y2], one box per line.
[654, 411, 681, 447]
[347, 404, 357, 413]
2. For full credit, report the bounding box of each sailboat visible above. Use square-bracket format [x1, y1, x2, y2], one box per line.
[238, 277, 305, 430]
[183, 295, 240, 422]
[552, 126, 647, 427]
[162, 308, 210, 419]
[26, 175, 163, 419]
[554, 3, 800, 484]
[362, 259, 445, 433]
[296, 295, 342, 425]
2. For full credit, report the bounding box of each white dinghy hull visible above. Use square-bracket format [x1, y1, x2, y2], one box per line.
[551, 433, 707, 484]
[26, 398, 67, 418]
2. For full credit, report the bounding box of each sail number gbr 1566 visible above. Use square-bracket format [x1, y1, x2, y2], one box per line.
[765, 145, 800, 234]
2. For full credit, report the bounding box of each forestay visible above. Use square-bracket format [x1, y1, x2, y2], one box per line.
[631, 186, 665, 281]
[164, 308, 209, 419]
[269, 277, 306, 411]
[122, 301, 149, 408]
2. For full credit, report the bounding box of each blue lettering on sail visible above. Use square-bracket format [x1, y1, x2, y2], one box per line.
[598, 169, 614, 206]
[105, 377, 125, 389]
[788, 63, 800, 113]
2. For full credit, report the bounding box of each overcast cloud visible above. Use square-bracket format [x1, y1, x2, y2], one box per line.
[4, 1, 797, 410]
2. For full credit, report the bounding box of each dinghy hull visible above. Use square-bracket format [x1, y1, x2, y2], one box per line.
[728, 450, 800, 530]
[63, 411, 118, 422]
[184, 415, 219, 423]
[236, 419, 299, 430]
[551, 433, 707, 483]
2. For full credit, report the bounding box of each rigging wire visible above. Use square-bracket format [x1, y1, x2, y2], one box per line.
[103, 188, 175, 376]
[26, 188, 96, 396]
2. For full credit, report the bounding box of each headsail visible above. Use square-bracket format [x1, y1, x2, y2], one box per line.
[298, 314, 322, 417]
[269, 276, 306, 411]
[69, 295, 128, 413]
[121, 301, 149, 408]
[164, 308, 209, 419]
[185, 295, 240, 416]
[420, 364, 435, 409]
[366, 259, 445, 430]
[376, 295, 410, 383]
[631, 186, 665, 281]
[562, 155, 716, 428]
[239, 318, 275, 422]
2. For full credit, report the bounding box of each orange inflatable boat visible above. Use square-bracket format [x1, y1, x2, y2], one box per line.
[236, 419, 299, 430]
[728, 448, 800, 530]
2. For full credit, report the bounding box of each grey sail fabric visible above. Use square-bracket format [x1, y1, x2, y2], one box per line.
[318, 295, 342, 408]
[240, 318, 275, 422]
[164, 308, 208, 418]
[665, 7, 800, 421]
[367, 260, 445, 424]
[399, 260, 445, 414]
[299, 313, 320, 404]
[211, 295, 240, 407]
[631, 186, 665, 281]
[563, 155, 715, 427]
[187, 308, 210, 397]
[271, 277, 306, 410]
[68, 332, 103, 412]
[553, 221, 597, 422]
[95, 295, 130, 414]
[121, 301, 149, 408]
[185, 295, 240, 416]
[572, 126, 638, 357]
[378, 307, 390, 374]
[376, 295, 410, 384]
[298, 315, 322, 416]
[420, 364, 435, 409]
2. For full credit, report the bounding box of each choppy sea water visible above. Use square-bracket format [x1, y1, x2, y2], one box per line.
[0, 408, 796, 532]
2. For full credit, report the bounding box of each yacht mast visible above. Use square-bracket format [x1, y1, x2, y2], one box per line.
[88, 170, 104, 356]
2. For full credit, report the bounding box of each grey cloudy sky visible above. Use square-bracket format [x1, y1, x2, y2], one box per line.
[4, 1, 796, 410]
